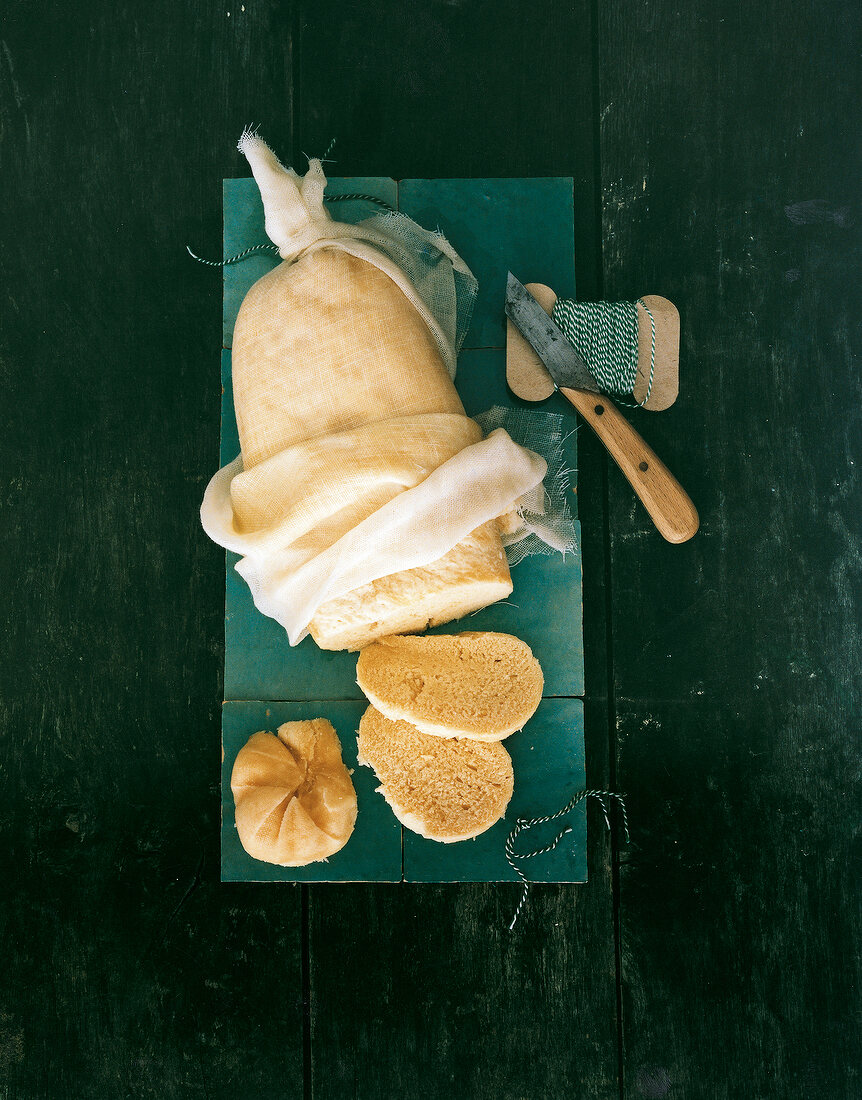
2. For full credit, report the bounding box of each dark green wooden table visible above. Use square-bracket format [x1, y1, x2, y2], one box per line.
[1, 2, 859, 1097]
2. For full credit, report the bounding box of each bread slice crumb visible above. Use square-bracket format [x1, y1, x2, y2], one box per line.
[357, 705, 513, 842]
[356, 631, 543, 740]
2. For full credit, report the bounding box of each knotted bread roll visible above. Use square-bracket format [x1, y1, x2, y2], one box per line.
[231, 719, 357, 866]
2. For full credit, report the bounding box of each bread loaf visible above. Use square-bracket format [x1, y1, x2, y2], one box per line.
[230, 719, 357, 866]
[228, 169, 513, 648]
[233, 250, 464, 468]
[356, 706, 514, 842]
[309, 521, 512, 651]
[356, 631, 543, 739]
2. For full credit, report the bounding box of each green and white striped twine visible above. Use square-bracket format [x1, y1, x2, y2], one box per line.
[552, 298, 656, 407]
[505, 788, 630, 931]
[186, 192, 398, 267]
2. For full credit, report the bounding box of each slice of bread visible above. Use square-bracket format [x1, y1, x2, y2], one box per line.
[356, 705, 514, 842]
[356, 631, 543, 740]
[230, 719, 357, 866]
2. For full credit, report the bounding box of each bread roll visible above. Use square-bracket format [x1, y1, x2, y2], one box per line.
[357, 706, 513, 842]
[356, 631, 543, 740]
[230, 719, 357, 866]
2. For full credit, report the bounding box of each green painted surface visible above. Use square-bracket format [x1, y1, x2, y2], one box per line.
[399, 177, 576, 350]
[221, 700, 402, 883]
[220, 177, 586, 883]
[402, 698, 586, 883]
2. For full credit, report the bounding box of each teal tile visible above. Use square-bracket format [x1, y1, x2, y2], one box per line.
[221, 700, 401, 882]
[222, 177, 397, 347]
[401, 698, 587, 883]
[224, 557, 363, 702]
[398, 178, 576, 350]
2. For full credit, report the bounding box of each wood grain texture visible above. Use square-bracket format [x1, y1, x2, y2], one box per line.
[0, 1, 305, 1096]
[597, 0, 862, 1095]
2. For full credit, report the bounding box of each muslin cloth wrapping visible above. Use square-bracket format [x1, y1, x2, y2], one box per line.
[200, 132, 552, 645]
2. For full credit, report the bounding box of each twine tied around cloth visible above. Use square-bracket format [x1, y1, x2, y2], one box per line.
[505, 789, 630, 931]
[552, 298, 656, 406]
[186, 192, 398, 267]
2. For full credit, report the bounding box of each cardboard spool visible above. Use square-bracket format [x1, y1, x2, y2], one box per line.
[506, 284, 680, 411]
[506, 283, 697, 544]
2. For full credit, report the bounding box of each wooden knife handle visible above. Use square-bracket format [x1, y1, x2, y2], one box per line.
[560, 387, 699, 544]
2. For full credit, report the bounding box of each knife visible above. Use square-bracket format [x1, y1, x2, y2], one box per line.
[505, 273, 699, 543]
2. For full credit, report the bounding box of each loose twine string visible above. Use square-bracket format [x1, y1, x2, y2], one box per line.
[186, 192, 397, 267]
[505, 789, 630, 931]
[553, 298, 656, 406]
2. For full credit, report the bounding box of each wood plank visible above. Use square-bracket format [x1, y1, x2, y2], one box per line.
[597, 0, 862, 1095]
[299, 2, 619, 1097]
[0, 1, 305, 1096]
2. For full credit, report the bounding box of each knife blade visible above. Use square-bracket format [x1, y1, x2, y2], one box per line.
[504, 272, 601, 394]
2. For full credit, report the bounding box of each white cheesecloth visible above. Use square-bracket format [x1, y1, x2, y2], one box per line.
[200, 131, 573, 645]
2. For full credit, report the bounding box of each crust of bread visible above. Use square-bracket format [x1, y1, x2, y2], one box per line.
[230, 719, 357, 866]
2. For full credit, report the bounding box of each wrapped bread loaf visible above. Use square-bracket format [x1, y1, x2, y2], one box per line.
[201, 133, 548, 650]
[231, 247, 513, 651]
